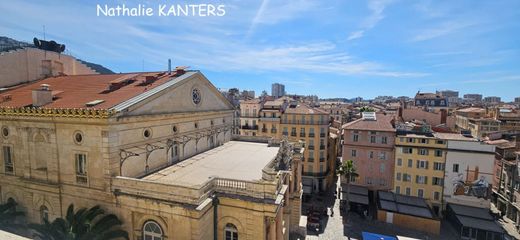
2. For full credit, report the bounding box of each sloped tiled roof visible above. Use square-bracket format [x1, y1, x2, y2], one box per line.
[0, 71, 188, 110]
[342, 113, 396, 131]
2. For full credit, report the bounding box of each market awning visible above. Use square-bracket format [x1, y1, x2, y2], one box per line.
[362, 232, 397, 240]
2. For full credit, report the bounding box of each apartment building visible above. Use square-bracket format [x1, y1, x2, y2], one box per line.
[281, 104, 332, 194]
[455, 108, 500, 138]
[342, 112, 396, 191]
[394, 132, 447, 214]
[239, 98, 263, 136]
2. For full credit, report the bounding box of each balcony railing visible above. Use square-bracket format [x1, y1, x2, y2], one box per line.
[241, 125, 258, 130]
[319, 157, 325, 162]
[308, 133, 315, 137]
[76, 174, 88, 184]
[308, 145, 315, 150]
[281, 120, 327, 125]
[300, 133, 306, 137]
[241, 114, 258, 118]
[308, 158, 314, 162]
[4, 164, 13, 174]
[320, 133, 326, 137]
[291, 132, 297, 137]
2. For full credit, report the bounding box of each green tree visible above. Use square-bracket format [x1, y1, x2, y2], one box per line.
[31, 204, 128, 240]
[337, 160, 359, 212]
[359, 106, 375, 112]
[0, 199, 25, 232]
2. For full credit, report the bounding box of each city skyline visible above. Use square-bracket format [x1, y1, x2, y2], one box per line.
[1, 0, 520, 101]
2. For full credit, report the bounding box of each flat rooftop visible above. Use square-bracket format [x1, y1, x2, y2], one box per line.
[142, 141, 279, 186]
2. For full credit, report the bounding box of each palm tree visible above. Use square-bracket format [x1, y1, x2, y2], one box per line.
[337, 160, 359, 212]
[31, 204, 128, 240]
[0, 199, 25, 232]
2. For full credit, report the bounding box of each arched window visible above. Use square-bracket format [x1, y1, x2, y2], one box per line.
[40, 205, 49, 223]
[143, 221, 163, 240]
[225, 223, 238, 240]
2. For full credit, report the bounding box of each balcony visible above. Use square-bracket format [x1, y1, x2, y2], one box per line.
[241, 114, 258, 118]
[241, 125, 258, 130]
[308, 133, 315, 137]
[300, 133, 306, 137]
[76, 174, 88, 184]
[281, 120, 327, 125]
[320, 133, 326, 137]
[260, 117, 280, 122]
[319, 157, 325, 162]
[291, 132, 297, 137]
[308, 157, 314, 162]
[308, 145, 315, 150]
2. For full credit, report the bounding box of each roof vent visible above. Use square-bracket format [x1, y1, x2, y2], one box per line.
[106, 74, 138, 92]
[86, 99, 105, 107]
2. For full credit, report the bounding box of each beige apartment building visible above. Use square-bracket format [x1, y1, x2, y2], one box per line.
[455, 107, 500, 138]
[239, 99, 263, 136]
[0, 70, 304, 240]
[280, 104, 332, 194]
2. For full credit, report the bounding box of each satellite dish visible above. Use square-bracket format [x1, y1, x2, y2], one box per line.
[33, 37, 41, 47]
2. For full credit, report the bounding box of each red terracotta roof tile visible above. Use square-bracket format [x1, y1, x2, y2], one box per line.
[0, 71, 185, 110]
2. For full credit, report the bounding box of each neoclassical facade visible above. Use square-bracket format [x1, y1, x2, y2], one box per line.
[0, 70, 303, 239]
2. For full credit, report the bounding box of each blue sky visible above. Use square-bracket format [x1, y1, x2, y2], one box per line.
[1, 0, 520, 100]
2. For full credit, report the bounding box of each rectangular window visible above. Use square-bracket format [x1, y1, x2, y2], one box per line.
[416, 175, 428, 184]
[369, 151, 374, 159]
[453, 164, 459, 173]
[370, 136, 376, 143]
[380, 163, 385, 173]
[379, 152, 386, 160]
[402, 147, 413, 154]
[351, 150, 357, 157]
[365, 177, 373, 185]
[436, 140, 445, 144]
[353, 134, 359, 142]
[407, 159, 413, 167]
[417, 189, 424, 198]
[396, 172, 401, 181]
[405, 187, 411, 195]
[433, 162, 445, 171]
[395, 186, 401, 194]
[320, 165, 324, 173]
[381, 136, 388, 144]
[418, 149, 429, 155]
[407, 138, 415, 143]
[416, 160, 429, 169]
[403, 173, 411, 182]
[432, 177, 444, 186]
[434, 191, 440, 201]
[435, 150, 443, 157]
[75, 153, 87, 184]
[397, 158, 402, 166]
[3, 146, 13, 174]
[308, 150, 314, 162]
[420, 138, 429, 144]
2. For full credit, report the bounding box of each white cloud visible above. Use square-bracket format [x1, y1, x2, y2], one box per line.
[347, 0, 393, 41]
[411, 21, 476, 42]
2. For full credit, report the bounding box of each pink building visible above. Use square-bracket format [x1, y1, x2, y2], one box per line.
[342, 113, 396, 191]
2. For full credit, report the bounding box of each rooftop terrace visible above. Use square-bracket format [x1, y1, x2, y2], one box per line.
[142, 141, 279, 186]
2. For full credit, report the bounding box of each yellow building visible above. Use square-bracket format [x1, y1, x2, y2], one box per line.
[257, 99, 287, 139]
[0, 70, 304, 240]
[394, 133, 447, 214]
[280, 104, 332, 194]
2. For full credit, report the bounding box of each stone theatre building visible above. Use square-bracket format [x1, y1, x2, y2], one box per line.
[0, 69, 303, 239]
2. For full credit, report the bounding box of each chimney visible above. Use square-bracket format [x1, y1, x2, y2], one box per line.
[32, 84, 53, 107]
[168, 59, 172, 75]
[440, 109, 447, 124]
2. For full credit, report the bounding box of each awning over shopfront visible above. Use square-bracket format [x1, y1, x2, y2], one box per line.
[341, 184, 369, 205]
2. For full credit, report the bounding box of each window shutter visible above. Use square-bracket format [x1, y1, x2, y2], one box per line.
[415, 175, 419, 183]
[425, 161, 429, 169]
[425, 176, 428, 184]
[416, 160, 420, 168]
